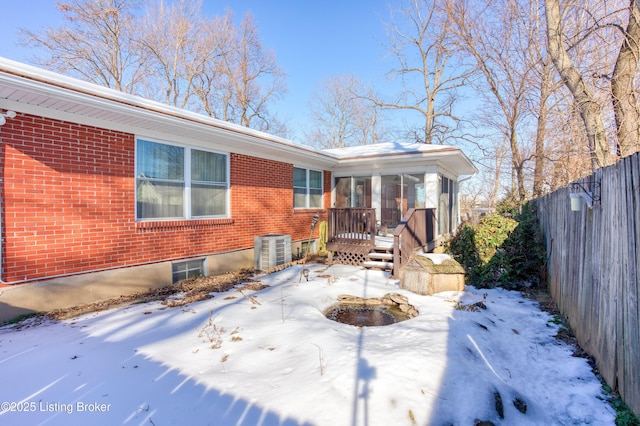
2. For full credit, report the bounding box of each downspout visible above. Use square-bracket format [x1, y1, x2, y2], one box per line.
[0, 110, 16, 284]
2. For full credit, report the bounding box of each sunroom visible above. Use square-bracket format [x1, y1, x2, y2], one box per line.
[324, 142, 477, 276]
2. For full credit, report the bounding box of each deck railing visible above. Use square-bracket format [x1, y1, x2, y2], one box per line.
[326, 207, 436, 276]
[327, 208, 376, 249]
[393, 208, 436, 277]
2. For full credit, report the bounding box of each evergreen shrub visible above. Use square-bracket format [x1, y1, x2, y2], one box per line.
[445, 202, 545, 289]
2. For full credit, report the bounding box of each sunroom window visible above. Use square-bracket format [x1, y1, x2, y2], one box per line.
[294, 167, 323, 209]
[439, 175, 456, 235]
[136, 139, 228, 220]
[335, 176, 372, 208]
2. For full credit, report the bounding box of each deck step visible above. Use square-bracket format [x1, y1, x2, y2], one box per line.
[367, 252, 394, 260]
[362, 260, 394, 270]
[372, 246, 393, 252]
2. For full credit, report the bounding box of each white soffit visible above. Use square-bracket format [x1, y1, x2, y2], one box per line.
[0, 58, 335, 169]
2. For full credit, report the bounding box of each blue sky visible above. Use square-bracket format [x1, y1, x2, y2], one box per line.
[0, 0, 396, 141]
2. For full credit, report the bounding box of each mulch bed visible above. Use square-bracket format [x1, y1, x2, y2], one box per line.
[44, 255, 328, 322]
[46, 268, 259, 321]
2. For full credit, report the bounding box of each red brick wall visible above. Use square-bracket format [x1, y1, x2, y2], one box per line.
[0, 113, 329, 283]
[229, 153, 326, 248]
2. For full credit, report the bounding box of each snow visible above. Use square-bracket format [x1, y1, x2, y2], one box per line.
[417, 252, 452, 265]
[323, 141, 456, 158]
[0, 264, 615, 425]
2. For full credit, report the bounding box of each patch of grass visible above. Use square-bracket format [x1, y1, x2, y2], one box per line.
[2, 312, 42, 326]
[613, 398, 639, 425]
[601, 384, 640, 426]
[548, 314, 564, 325]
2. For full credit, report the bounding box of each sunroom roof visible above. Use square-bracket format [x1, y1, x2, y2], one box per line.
[325, 142, 456, 157]
[325, 142, 477, 177]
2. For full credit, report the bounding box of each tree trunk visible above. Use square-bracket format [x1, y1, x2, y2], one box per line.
[612, 0, 640, 157]
[545, 0, 609, 168]
[509, 124, 526, 201]
[533, 59, 552, 198]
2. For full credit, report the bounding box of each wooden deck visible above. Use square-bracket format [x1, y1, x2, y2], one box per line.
[326, 208, 436, 277]
[326, 208, 377, 266]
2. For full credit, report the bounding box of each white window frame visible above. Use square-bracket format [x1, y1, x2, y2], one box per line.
[293, 167, 323, 209]
[135, 138, 230, 220]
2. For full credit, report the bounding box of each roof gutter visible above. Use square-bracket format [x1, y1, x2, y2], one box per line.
[457, 171, 477, 184]
[0, 57, 339, 168]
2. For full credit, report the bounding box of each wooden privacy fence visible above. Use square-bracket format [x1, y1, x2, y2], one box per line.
[534, 152, 640, 415]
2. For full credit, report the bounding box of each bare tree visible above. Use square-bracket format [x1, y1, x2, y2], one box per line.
[531, 57, 556, 197]
[546, 97, 595, 189]
[307, 75, 385, 148]
[545, 0, 611, 168]
[544, 0, 640, 164]
[449, 0, 545, 201]
[190, 12, 234, 117]
[211, 13, 287, 131]
[353, 98, 386, 146]
[373, 0, 473, 144]
[527, 0, 567, 198]
[23, 2, 287, 133]
[611, 0, 640, 157]
[486, 138, 511, 208]
[135, 0, 210, 108]
[21, 0, 148, 93]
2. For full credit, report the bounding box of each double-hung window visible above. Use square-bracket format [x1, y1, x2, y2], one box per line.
[136, 139, 228, 220]
[293, 167, 323, 209]
[190, 149, 227, 217]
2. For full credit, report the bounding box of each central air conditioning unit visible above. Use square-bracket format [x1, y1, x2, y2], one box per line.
[254, 234, 292, 270]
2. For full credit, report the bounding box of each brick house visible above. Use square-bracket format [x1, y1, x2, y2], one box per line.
[0, 58, 476, 322]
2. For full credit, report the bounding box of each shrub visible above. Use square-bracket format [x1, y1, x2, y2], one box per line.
[444, 222, 480, 276]
[495, 189, 521, 217]
[445, 203, 545, 289]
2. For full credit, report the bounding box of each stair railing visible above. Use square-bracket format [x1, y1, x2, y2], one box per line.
[392, 208, 436, 278]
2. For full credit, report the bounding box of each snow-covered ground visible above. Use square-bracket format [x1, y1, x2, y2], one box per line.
[0, 264, 615, 425]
